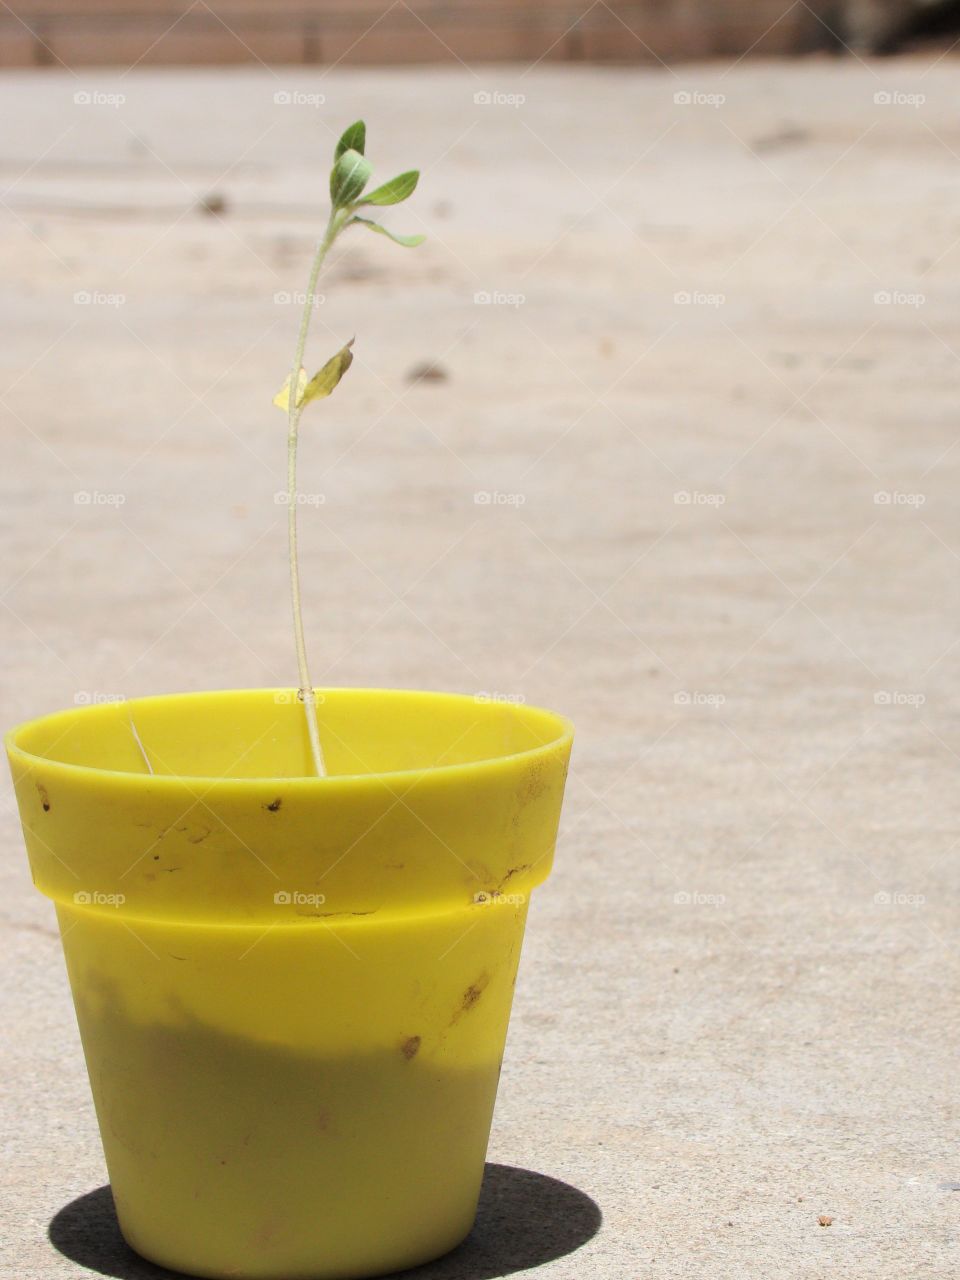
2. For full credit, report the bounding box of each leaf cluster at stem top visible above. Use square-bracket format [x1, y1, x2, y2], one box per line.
[328, 120, 425, 246]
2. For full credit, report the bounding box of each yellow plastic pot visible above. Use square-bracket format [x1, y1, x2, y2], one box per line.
[6, 688, 573, 1280]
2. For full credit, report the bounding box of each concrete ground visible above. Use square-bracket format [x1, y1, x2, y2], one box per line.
[2, 55, 960, 1278]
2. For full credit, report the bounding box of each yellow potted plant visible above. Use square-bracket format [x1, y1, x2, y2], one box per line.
[6, 123, 573, 1280]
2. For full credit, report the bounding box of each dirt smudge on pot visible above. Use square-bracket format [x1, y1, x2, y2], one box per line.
[498, 864, 529, 890]
[400, 1035, 421, 1060]
[518, 760, 548, 806]
[175, 825, 211, 844]
[451, 972, 491, 1026]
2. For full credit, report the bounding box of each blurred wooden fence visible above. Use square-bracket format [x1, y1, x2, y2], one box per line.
[0, 0, 852, 67]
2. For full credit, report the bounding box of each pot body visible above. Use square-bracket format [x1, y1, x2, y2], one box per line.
[7, 688, 573, 1279]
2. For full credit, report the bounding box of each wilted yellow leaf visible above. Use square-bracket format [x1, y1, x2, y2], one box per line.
[302, 340, 355, 405]
[273, 367, 308, 412]
[273, 341, 355, 413]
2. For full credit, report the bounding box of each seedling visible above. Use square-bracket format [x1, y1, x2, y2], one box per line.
[274, 121, 424, 776]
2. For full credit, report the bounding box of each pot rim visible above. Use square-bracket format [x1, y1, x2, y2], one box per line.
[6, 686, 574, 790]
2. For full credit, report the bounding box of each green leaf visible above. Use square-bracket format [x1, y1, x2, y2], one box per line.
[302, 339, 355, 405]
[330, 148, 372, 208]
[335, 120, 366, 161]
[350, 216, 425, 248]
[357, 170, 420, 206]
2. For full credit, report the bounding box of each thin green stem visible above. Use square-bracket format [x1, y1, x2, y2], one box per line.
[286, 209, 345, 777]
